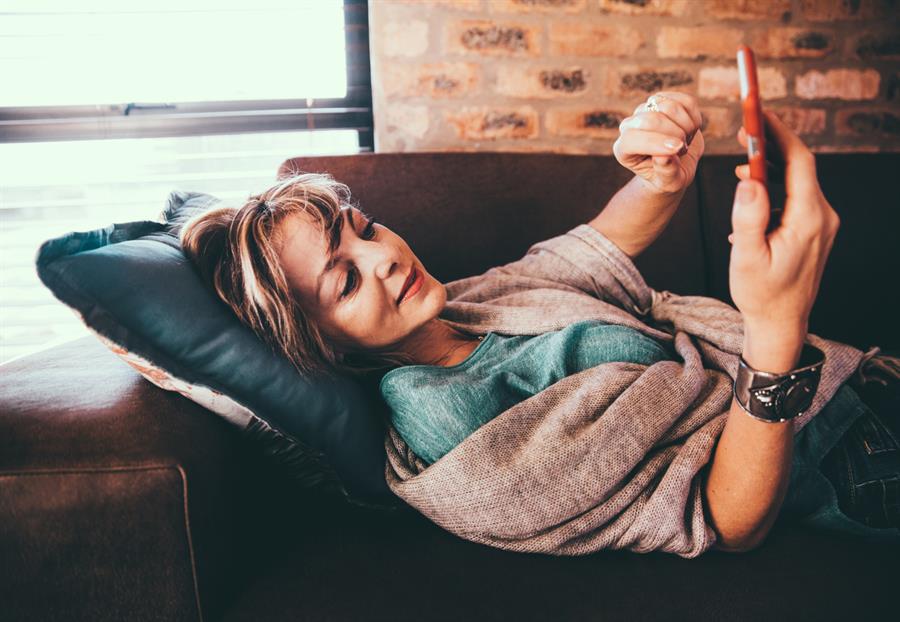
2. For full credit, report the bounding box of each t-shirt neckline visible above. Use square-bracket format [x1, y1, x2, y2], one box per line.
[379, 332, 496, 387]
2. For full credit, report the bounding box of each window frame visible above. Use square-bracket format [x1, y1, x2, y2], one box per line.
[0, 0, 373, 151]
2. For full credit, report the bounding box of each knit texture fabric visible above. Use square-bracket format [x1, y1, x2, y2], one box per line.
[382, 224, 867, 558]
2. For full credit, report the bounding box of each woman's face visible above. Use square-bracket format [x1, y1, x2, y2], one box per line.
[276, 206, 446, 351]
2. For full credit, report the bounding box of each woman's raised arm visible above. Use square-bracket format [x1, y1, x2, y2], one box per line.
[704, 110, 841, 551]
[590, 91, 705, 259]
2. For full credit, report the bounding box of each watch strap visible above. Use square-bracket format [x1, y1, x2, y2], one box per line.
[734, 343, 826, 423]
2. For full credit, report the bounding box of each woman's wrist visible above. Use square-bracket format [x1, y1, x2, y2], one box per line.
[742, 319, 808, 374]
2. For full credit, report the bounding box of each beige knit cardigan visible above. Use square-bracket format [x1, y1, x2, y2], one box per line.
[382, 223, 873, 558]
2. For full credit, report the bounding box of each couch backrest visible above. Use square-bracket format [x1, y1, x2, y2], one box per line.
[697, 153, 900, 351]
[277, 152, 708, 297]
[279, 152, 900, 352]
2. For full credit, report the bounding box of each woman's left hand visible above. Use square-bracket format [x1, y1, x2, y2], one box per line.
[613, 91, 706, 195]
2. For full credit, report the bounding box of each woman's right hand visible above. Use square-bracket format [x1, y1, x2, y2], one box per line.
[727, 109, 841, 335]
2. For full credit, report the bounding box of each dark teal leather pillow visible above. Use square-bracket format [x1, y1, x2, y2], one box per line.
[35, 190, 399, 509]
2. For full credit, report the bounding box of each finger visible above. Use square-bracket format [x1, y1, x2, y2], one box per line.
[735, 161, 785, 183]
[761, 110, 818, 197]
[651, 154, 679, 170]
[629, 99, 696, 144]
[731, 179, 771, 261]
[762, 109, 812, 163]
[649, 92, 703, 139]
[620, 112, 690, 147]
[616, 128, 685, 158]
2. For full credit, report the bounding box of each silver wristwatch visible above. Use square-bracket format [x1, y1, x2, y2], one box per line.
[733, 344, 826, 423]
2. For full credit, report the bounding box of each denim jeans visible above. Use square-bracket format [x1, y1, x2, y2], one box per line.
[776, 371, 900, 541]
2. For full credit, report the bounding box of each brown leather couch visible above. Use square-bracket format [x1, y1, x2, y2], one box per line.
[3, 152, 898, 622]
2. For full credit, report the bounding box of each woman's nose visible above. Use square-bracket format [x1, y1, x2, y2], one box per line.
[355, 239, 399, 281]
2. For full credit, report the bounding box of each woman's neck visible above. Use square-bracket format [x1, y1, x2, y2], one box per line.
[403, 319, 481, 367]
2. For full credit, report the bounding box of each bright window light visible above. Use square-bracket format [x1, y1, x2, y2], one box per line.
[0, 0, 347, 106]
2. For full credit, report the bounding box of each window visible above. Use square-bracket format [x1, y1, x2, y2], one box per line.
[0, 0, 372, 364]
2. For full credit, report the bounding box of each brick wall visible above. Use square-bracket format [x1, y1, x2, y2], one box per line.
[368, 0, 900, 154]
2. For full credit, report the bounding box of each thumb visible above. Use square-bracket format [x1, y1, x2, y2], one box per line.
[730, 180, 770, 257]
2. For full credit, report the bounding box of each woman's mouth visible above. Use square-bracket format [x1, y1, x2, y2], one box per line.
[398, 267, 423, 304]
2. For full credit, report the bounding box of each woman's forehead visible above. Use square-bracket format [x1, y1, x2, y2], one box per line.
[279, 206, 347, 244]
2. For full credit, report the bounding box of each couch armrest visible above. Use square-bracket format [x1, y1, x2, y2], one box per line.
[0, 336, 243, 622]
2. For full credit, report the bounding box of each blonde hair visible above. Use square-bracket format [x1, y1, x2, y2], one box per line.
[179, 172, 416, 382]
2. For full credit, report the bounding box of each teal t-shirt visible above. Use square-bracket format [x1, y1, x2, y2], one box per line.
[380, 319, 676, 465]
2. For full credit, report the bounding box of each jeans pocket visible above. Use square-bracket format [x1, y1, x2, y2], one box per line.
[851, 411, 900, 455]
[822, 409, 900, 530]
[852, 476, 900, 529]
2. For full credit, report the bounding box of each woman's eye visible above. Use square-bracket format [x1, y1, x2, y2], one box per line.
[361, 216, 377, 240]
[339, 215, 377, 299]
[340, 269, 357, 298]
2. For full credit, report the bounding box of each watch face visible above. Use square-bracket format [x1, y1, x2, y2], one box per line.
[784, 376, 817, 414]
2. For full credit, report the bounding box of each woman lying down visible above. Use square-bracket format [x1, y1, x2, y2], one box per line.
[180, 92, 900, 558]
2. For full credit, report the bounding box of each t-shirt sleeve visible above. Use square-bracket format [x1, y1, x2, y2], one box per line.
[389, 400, 474, 466]
[447, 223, 654, 318]
[382, 379, 498, 467]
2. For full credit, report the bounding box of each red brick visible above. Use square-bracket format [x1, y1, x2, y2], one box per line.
[379, 103, 430, 144]
[434, 0, 484, 10]
[835, 109, 900, 137]
[769, 107, 827, 135]
[601, 66, 696, 97]
[800, 0, 887, 21]
[706, 0, 791, 20]
[750, 28, 834, 59]
[597, 0, 690, 16]
[698, 66, 787, 101]
[446, 20, 540, 55]
[383, 62, 480, 98]
[657, 27, 745, 60]
[549, 23, 645, 57]
[378, 20, 429, 57]
[545, 107, 630, 138]
[492, 0, 586, 12]
[445, 106, 540, 140]
[700, 107, 737, 138]
[853, 33, 900, 60]
[889, 72, 900, 101]
[795, 69, 880, 100]
[495, 66, 589, 98]
[374, 0, 483, 8]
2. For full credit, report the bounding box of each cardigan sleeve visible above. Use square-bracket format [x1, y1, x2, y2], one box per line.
[479, 223, 655, 318]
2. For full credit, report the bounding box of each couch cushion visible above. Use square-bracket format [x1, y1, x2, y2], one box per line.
[33, 191, 397, 507]
[219, 490, 900, 621]
[0, 335, 246, 622]
[1, 467, 203, 622]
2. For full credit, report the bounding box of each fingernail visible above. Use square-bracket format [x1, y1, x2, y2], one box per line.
[736, 180, 757, 203]
[664, 138, 682, 150]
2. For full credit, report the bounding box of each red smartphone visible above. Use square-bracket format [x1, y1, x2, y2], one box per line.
[737, 45, 767, 188]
